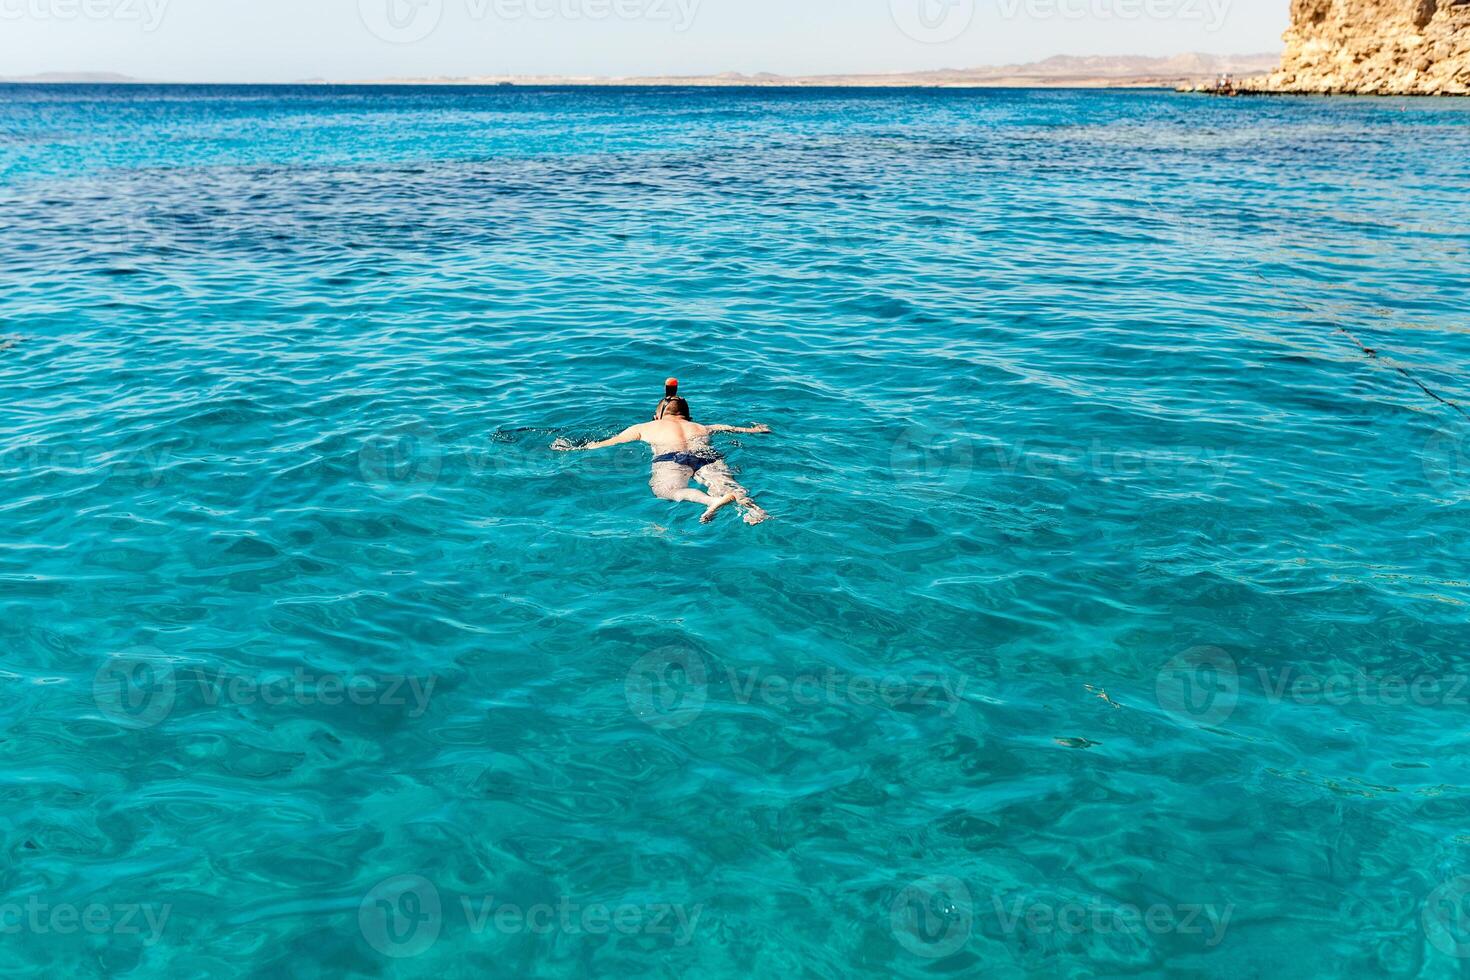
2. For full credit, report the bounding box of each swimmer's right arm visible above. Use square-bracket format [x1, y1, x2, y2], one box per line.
[552, 425, 644, 451]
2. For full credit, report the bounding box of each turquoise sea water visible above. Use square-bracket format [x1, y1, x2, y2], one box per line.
[2, 84, 1470, 977]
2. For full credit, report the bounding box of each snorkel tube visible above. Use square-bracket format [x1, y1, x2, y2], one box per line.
[655, 378, 682, 420]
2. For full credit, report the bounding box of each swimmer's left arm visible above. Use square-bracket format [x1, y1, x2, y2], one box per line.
[553, 425, 644, 452]
[706, 424, 772, 435]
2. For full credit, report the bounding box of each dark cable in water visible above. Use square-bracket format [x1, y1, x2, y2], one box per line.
[1252, 272, 1470, 421]
[1136, 194, 1466, 420]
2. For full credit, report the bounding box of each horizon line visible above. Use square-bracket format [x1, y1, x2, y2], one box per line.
[0, 51, 1283, 87]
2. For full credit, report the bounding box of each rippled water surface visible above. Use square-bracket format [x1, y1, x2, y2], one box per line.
[3, 84, 1470, 977]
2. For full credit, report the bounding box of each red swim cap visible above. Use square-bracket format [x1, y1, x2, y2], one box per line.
[665, 378, 679, 389]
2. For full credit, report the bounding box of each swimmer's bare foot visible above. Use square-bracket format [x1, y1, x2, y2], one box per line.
[739, 498, 771, 525]
[700, 493, 739, 523]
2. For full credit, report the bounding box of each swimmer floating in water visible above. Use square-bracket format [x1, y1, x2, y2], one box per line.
[553, 379, 773, 525]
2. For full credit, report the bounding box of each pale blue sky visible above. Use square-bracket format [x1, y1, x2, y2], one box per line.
[0, 0, 1290, 82]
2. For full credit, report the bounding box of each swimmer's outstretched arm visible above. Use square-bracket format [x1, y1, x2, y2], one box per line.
[552, 425, 643, 452]
[705, 424, 772, 435]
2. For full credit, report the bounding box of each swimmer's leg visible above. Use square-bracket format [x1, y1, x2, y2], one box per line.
[698, 493, 739, 523]
[651, 463, 737, 522]
[696, 461, 770, 526]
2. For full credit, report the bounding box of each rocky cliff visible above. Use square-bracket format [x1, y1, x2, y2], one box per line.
[1250, 0, 1470, 94]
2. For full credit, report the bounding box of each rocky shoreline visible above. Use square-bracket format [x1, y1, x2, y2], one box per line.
[1193, 0, 1470, 96]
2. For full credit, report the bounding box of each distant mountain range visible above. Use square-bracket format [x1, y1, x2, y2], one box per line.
[1, 54, 1281, 88]
[363, 53, 1282, 88]
[0, 71, 145, 83]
